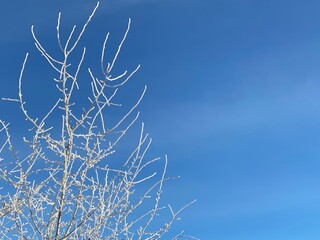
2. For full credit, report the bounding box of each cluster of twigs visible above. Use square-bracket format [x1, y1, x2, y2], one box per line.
[0, 2, 196, 240]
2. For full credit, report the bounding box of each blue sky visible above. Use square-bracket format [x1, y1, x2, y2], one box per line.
[2, 0, 320, 239]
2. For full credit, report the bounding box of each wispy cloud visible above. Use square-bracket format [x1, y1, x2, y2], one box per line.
[146, 78, 320, 147]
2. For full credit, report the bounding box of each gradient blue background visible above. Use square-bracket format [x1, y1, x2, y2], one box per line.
[1, 0, 320, 239]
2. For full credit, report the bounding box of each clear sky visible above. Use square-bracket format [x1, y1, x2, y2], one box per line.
[1, 0, 320, 239]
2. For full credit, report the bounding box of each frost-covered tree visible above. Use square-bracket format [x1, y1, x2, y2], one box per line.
[0, 3, 195, 240]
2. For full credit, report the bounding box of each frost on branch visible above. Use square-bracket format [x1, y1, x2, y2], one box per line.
[0, 2, 196, 240]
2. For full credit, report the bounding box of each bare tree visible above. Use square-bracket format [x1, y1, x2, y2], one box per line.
[0, 2, 196, 240]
